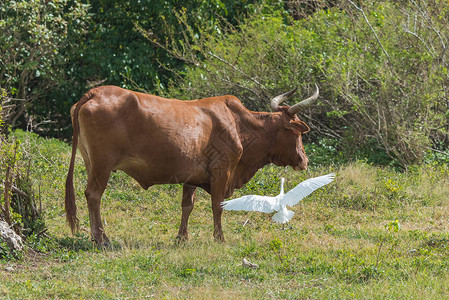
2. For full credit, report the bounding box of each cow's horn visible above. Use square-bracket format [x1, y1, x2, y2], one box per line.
[270, 87, 298, 111]
[287, 84, 319, 115]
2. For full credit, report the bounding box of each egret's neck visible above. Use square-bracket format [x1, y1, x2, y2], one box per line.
[280, 178, 285, 195]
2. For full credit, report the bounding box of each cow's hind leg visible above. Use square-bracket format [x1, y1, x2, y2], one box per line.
[85, 169, 111, 246]
[177, 184, 197, 242]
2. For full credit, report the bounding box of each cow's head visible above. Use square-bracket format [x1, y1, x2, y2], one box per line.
[269, 85, 319, 171]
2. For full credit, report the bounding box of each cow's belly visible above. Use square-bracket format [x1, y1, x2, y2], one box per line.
[114, 153, 210, 189]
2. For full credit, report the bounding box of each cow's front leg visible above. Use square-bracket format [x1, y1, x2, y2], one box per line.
[210, 171, 230, 242]
[177, 184, 197, 242]
[212, 198, 224, 242]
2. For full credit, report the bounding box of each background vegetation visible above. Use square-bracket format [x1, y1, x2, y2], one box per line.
[1, 0, 259, 137]
[1, 0, 449, 298]
[153, 1, 449, 166]
[1, 0, 448, 166]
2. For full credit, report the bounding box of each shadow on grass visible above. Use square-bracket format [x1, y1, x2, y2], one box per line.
[55, 233, 122, 252]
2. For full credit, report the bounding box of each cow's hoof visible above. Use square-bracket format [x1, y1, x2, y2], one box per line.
[176, 235, 189, 243]
[92, 237, 111, 249]
[92, 240, 111, 250]
[214, 235, 225, 243]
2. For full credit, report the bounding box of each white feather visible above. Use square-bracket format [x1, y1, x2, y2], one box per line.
[221, 194, 278, 213]
[272, 207, 295, 224]
[222, 174, 335, 224]
[221, 178, 284, 213]
[281, 173, 335, 207]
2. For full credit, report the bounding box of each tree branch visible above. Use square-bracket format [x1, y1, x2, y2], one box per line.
[348, 0, 390, 59]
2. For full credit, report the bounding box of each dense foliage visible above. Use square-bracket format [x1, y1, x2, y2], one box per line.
[1, 0, 260, 137]
[156, 1, 449, 166]
[1, 0, 448, 166]
[0, 0, 90, 130]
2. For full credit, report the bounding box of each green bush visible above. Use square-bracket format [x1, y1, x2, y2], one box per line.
[160, 1, 449, 167]
[21, 0, 261, 138]
[1, 94, 46, 238]
[0, 135, 46, 237]
[0, 0, 89, 129]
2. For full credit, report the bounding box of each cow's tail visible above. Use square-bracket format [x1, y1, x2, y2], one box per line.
[65, 91, 93, 234]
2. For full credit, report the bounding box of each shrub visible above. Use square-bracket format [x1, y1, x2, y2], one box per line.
[0, 0, 89, 129]
[1, 90, 46, 240]
[154, 1, 449, 167]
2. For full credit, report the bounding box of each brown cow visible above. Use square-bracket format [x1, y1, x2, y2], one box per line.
[65, 85, 319, 244]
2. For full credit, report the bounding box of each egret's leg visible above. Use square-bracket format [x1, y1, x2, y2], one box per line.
[281, 222, 294, 230]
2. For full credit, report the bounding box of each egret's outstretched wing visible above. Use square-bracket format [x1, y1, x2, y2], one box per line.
[282, 173, 335, 207]
[221, 195, 278, 213]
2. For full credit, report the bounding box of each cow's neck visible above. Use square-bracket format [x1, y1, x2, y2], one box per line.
[230, 112, 284, 192]
[247, 112, 284, 160]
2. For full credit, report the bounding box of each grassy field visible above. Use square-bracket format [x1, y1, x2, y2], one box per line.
[1, 131, 449, 299]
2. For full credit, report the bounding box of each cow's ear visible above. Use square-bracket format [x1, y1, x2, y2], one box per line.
[285, 120, 310, 134]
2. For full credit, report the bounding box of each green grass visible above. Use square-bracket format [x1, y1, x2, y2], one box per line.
[1, 130, 449, 299]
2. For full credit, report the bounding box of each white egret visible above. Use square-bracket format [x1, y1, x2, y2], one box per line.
[222, 173, 335, 224]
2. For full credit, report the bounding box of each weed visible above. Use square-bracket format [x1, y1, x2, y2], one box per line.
[375, 220, 401, 269]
